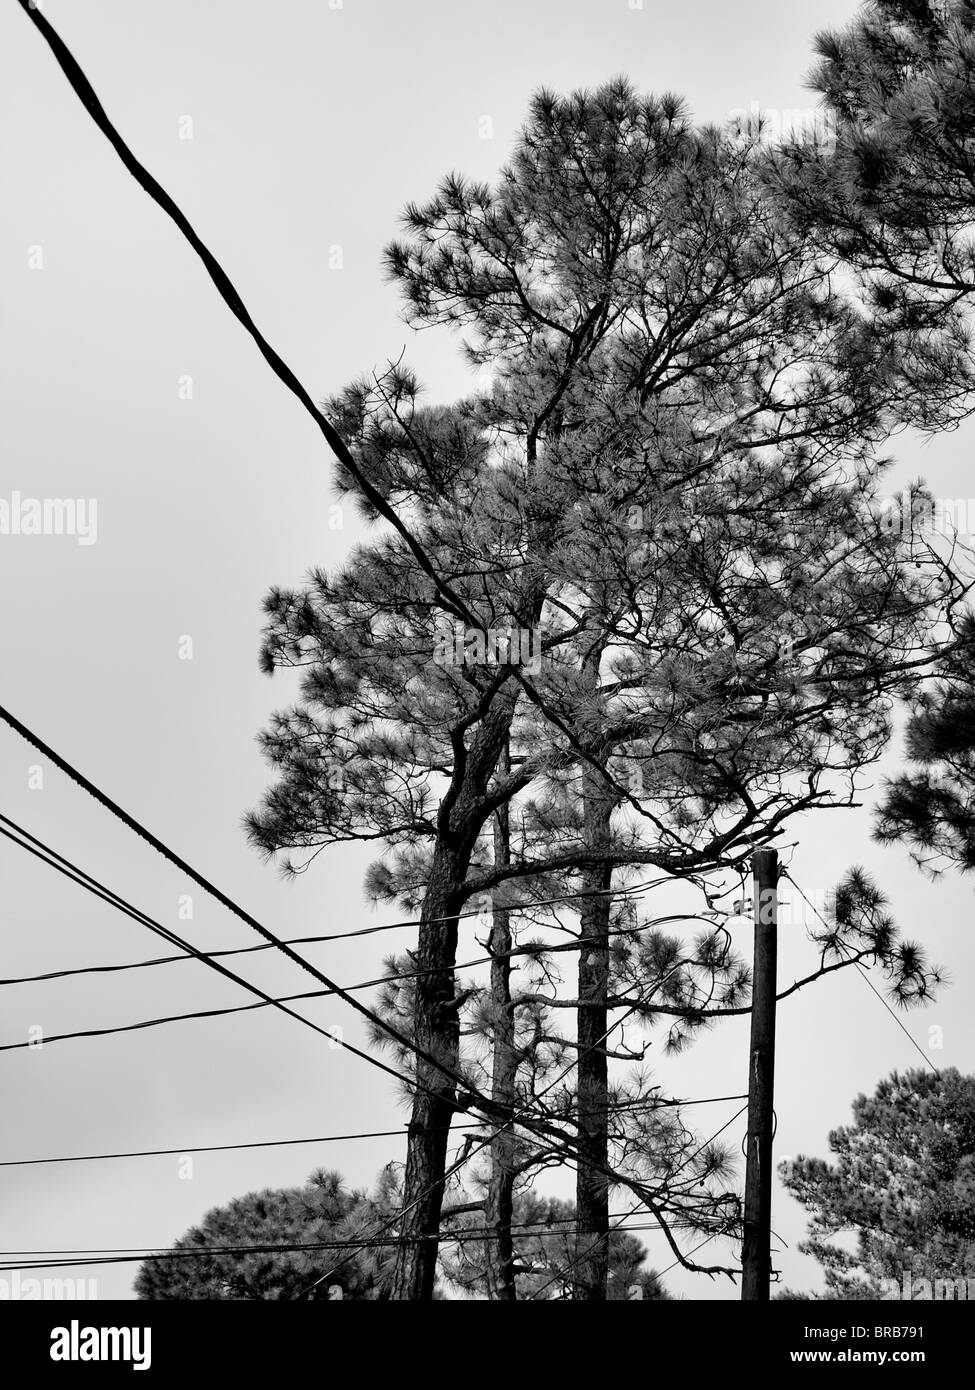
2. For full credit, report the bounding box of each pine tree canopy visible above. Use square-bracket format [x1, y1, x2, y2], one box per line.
[779, 1067, 975, 1298]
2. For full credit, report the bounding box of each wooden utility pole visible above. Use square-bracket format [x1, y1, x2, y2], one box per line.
[741, 848, 778, 1300]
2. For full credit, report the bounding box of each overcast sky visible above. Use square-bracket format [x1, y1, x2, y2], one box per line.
[1, 0, 972, 1301]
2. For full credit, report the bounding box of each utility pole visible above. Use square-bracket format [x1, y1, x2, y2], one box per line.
[741, 847, 778, 1300]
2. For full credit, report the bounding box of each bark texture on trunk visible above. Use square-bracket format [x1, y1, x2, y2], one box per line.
[574, 640, 614, 1301]
[390, 699, 516, 1300]
[484, 740, 517, 1300]
[574, 779, 613, 1301]
[390, 851, 467, 1301]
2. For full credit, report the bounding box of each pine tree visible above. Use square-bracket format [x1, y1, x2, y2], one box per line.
[764, 0, 975, 417]
[779, 1067, 975, 1298]
[134, 1169, 394, 1301]
[250, 79, 964, 1300]
[380, 78, 961, 1298]
[875, 615, 975, 873]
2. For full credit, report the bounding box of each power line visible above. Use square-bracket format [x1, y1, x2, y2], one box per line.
[0, 1222, 676, 1275]
[0, 817, 415, 1090]
[0, 1096, 747, 1170]
[0, 802, 743, 1272]
[0, 819, 621, 1204]
[0, 853, 669, 990]
[0, 1126, 470, 1169]
[6, 5, 777, 1312]
[0, 1211, 683, 1262]
[783, 871, 940, 1076]
[0, 986, 340, 1053]
[1, 808, 749, 1281]
[0, 741, 546, 1128]
[0, 816, 685, 1052]
[12, 0, 677, 836]
[0, 941, 731, 1059]
[0, 798, 675, 1109]
[0, 711, 477, 1094]
[0, 887, 675, 988]
[0, 819, 589, 1181]
[11, 0, 489, 640]
[0, 808, 681, 990]
[0, 799, 732, 1258]
[0, 895, 613, 987]
[0, 787, 745, 1301]
[1, 812, 748, 1289]
[0, 811, 731, 1118]
[8, 10, 761, 1296]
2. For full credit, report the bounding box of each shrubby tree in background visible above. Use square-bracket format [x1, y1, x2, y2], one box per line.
[134, 1169, 397, 1301]
[779, 1068, 975, 1299]
[133, 1167, 674, 1301]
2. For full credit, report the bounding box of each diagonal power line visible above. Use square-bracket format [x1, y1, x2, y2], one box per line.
[0, 700, 525, 1117]
[0, 805, 665, 988]
[784, 870, 940, 1076]
[0, 1096, 747, 1170]
[0, 747, 699, 1246]
[12, 3, 752, 1297]
[0, 801, 433, 1090]
[0, 811, 682, 1054]
[12, 0, 692, 835]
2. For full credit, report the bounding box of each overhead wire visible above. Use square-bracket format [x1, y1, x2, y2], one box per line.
[12, 0, 718, 884]
[0, 1096, 747, 1169]
[0, 1217, 697, 1275]
[0, 815, 707, 1057]
[0, 878, 658, 987]
[0, 731, 584, 1131]
[783, 870, 940, 1076]
[0, 807, 699, 991]
[7, 5, 772, 1300]
[0, 797, 737, 1269]
[0, 817, 417, 1088]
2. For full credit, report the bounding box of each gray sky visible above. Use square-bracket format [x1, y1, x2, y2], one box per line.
[1, 0, 972, 1300]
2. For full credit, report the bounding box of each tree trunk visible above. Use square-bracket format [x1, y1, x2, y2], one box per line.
[484, 739, 517, 1300]
[390, 698, 516, 1300]
[574, 640, 614, 1301]
[389, 850, 466, 1300]
[575, 786, 613, 1300]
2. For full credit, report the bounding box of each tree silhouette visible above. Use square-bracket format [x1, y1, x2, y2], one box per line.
[249, 77, 966, 1300]
[780, 1067, 975, 1298]
[134, 1169, 396, 1301]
